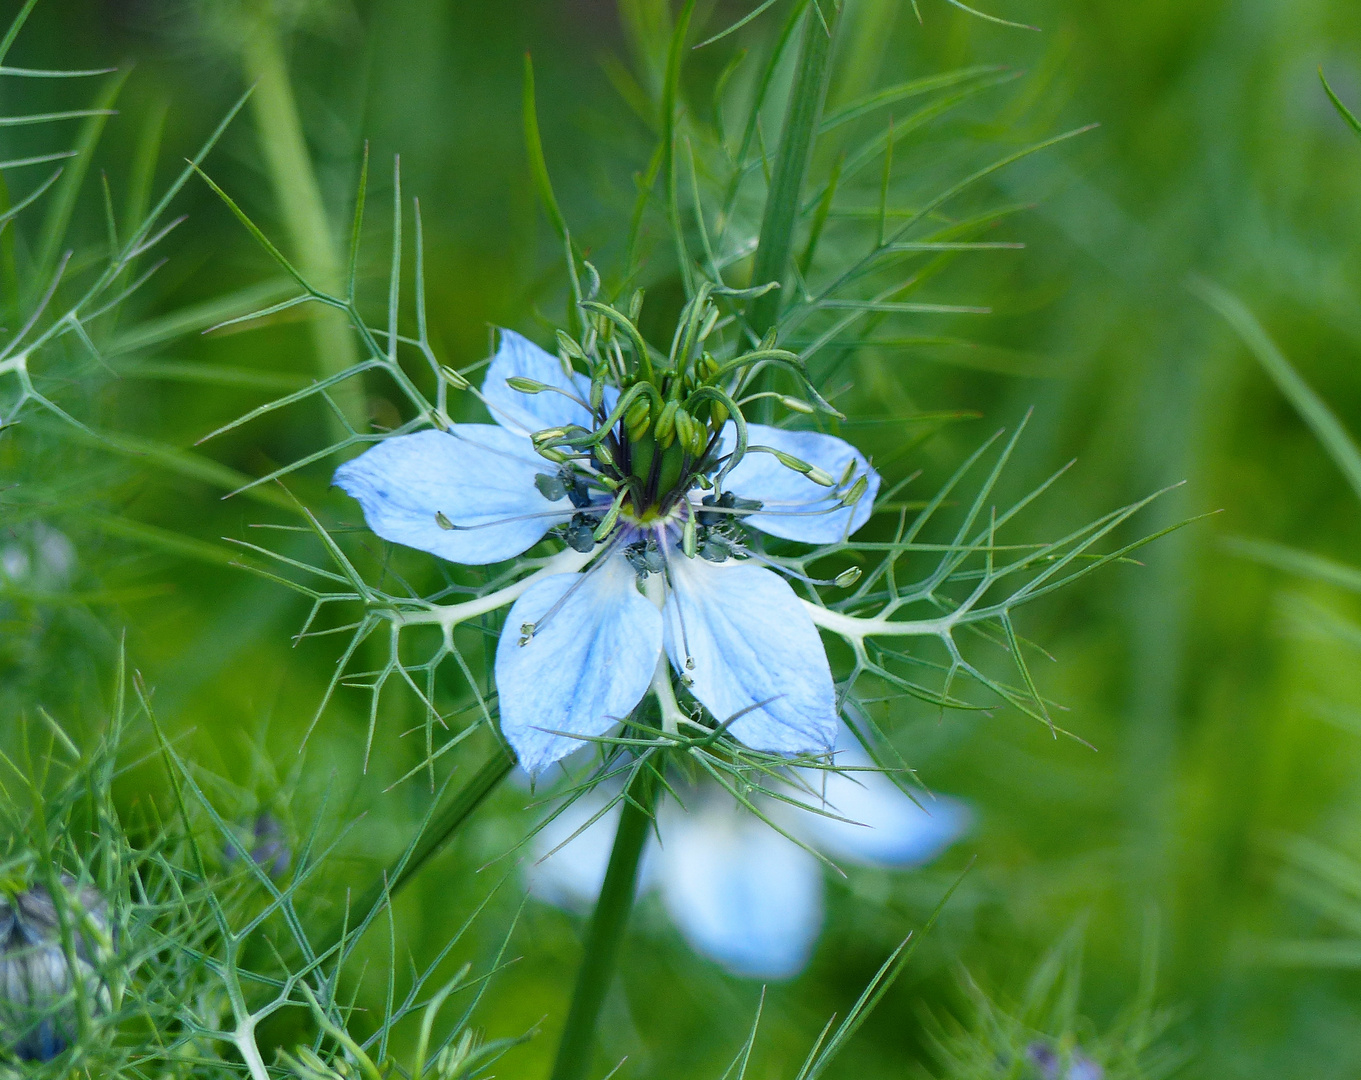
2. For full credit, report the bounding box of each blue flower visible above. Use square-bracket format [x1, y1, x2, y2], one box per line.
[335, 330, 880, 775]
[525, 728, 969, 979]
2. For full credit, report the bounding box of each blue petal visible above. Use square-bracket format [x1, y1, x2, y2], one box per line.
[664, 557, 836, 755]
[497, 554, 662, 776]
[719, 423, 880, 544]
[334, 426, 567, 565]
[525, 785, 659, 910]
[787, 732, 970, 867]
[482, 329, 617, 434]
[657, 795, 822, 979]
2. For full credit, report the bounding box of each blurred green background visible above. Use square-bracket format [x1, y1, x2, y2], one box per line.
[5, 0, 1361, 1076]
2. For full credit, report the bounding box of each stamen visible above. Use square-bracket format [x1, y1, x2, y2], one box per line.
[657, 532, 696, 677]
[517, 533, 626, 646]
[432, 507, 585, 532]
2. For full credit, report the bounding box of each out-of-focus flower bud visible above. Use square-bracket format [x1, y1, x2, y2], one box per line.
[0, 879, 111, 1062]
[225, 814, 293, 880]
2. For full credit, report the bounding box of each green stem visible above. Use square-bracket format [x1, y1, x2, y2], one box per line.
[549, 764, 658, 1080]
[241, 5, 368, 438]
[748, 1, 837, 338]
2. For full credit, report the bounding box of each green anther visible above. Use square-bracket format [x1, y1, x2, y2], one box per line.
[625, 398, 652, 440]
[838, 459, 858, 488]
[507, 376, 551, 394]
[673, 407, 696, 454]
[698, 303, 720, 344]
[595, 441, 616, 468]
[556, 329, 587, 360]
[435, 511, 454, 530]
[842, 474, 869, 505]
[532, 427, 568, 449]
[700, 353, 720, 379]
[593, 494, 624, 540]
[628, 288, 644, 322]
[683, 512, 697, 558]
[834, 566, 862, 588]
[439, 364, 470, 390]
[779, 394, 816, 415]
[654, 400, 679, 448]
[763, 446, 830, 482]
[591, 375, 605, 411]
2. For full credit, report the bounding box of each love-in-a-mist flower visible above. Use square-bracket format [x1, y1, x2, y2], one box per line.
[526, 729, 968, 979]
[334, 311, 880, 774]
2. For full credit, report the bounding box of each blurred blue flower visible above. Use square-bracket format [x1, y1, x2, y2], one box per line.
[525, 730, 968, 980]
[335, 331, 880, 775]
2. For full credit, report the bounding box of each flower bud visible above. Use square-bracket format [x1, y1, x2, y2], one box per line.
[0, 880, 112, 1062]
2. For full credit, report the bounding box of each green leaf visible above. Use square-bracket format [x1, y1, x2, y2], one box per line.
[748, 0, 837, 335]
[1321, 67, 1361, 139]
[1195, 277, 1361, 504]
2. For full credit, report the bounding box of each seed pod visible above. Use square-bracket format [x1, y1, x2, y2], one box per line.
[0, 880, 112, 1062]
[654, 401, 679, 449]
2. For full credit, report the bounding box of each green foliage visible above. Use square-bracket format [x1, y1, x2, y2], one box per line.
[5, 0, 1361, 1077]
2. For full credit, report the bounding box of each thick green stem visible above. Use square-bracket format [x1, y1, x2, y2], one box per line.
[241, 7, 368, 438]
[549, 764, 658, 1080]
[748, 3, 837, 337]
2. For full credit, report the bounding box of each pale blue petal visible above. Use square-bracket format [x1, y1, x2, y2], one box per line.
[719, 423, 880, 544]
[334, 426, 567, 564]
[526, 785, 659, 910]
[663, 556, 836, 755]
[657, 796, 822, 979]
[786, 733, 970, 867]
[482, 329, 617, 434]
[497, 554, 662, 776]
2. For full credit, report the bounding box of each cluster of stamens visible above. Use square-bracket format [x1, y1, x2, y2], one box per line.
[508, 282, 862, 567]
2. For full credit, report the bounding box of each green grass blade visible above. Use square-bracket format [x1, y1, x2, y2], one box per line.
[1196, 277, 1361, 504]
[748, 0, 835, 335]
[1321, 68, 1361, 139]
[35, 70, 128, 277]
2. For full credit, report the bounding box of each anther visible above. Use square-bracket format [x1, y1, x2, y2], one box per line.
[565, 513, 600, 552]
[534, 472, 568, 501]
[435, 511, 454, 530]
[834, 566, 862, 587]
